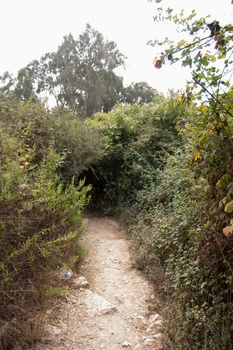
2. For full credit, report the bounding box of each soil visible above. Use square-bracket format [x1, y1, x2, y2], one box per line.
[31, 216, 162, 350]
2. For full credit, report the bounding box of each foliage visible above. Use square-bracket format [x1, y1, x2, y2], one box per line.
[25, 24, 125, 117]
[0, 100, 99, 348]
[120, 81, 162, 104]
[85, 94, 185, 210]
[0, 26, 158, 118]
[1, 4, 232, 350]
[85, 51, 233, 349]
[50, 108, 104, 180]
[0, 100, 103, 181]
[0, 68, 38, 103]
[151, 1, 233, 112]
[126, 3, 233, 349]
[128, 132, 233, 349]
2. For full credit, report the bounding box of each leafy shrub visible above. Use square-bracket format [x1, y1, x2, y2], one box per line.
[0, 100, 104, 181]
[0, 101, 96, 348]
[51, 108, 104, 181]
[126, 104, 233, 350]
[85, 96, 185, 210]
[86, 91, 233, 349]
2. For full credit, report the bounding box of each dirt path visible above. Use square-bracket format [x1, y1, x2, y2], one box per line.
[32, 216, 162, 350]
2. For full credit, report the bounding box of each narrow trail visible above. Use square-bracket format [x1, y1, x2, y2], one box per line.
[32, 216, 163, 350]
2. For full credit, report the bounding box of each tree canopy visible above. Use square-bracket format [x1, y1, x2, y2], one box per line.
[28, 24, 126, 117]
[0, 24, 158, 118]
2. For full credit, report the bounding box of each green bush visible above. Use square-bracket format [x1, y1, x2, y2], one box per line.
[126, 105, 233, 350]
[0, 101, 98, 348]
[0, 130, 91, 348]
[0, 100, 104, 182]
[85, 96, 184, 210]
[51, 108, 104, 181]
[86, 92, 233, 349]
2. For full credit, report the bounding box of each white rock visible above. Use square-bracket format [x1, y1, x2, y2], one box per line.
[152, 333, 162, 339]
[73, 276, 89, 289]
[122, 341, 132, 347]
[148, 314, 161, 324]
[143, 338, 156, 347]
[146, 319, 162, 333]
[137, 315, 147, 324]
[134, 315, 147, 330]
[82, 290, 117, 316]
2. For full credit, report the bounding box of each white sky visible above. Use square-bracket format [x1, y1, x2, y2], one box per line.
[0, 0, 232, 94]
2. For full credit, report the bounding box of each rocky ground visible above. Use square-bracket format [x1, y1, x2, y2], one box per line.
[31, 216, 163, 350]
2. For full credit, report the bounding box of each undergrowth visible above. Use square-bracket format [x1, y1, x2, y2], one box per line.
[87, 94, 233, 350]
[0, 100, 102, 349]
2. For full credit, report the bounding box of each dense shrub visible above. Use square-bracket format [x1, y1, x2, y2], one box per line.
[51, 108, 104, 181]
[0, 100, 103, 348]
[0, 101, 104, 181]
[86, 92, 233, 349]
[125, 104, 233, 350]
[85, 96, 185, 210]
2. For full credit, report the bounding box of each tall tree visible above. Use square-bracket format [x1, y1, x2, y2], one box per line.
[120, 81, 160, 104]
[0, 68, 37, 102]
[14, 68, 37, 101]
[29, 24, 126, 117]
[0, 71, 15, 99]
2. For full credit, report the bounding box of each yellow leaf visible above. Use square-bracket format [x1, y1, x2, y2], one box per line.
[223, 220, 233, 237]
[194, 152, 202, 162]
[224, 200, 233, 213]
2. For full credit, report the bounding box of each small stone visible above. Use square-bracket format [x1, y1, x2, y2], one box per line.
[60, 269, 73, 280]
[146, 319, 162, 333]
[152, 333, 162, 339]
[143, 333, 162, 347]
[137, 315, 147, 324]
[143, 338, 156, 347]
[83, 290, 117, 316]
[122, 341, 131, 347]
[148, 314, 161, 324]
[150, 293, 155, 300]
[73, 276, 89, 289]
[134, 315, 147, 330]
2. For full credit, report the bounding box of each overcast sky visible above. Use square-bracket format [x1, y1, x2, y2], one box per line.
[0, 0, 232, 94]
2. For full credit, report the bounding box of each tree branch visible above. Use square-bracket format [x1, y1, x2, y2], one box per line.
[193, 77, 233, 118]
